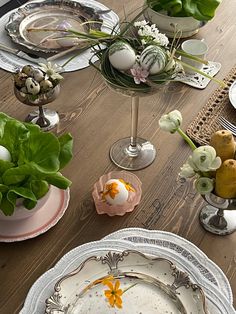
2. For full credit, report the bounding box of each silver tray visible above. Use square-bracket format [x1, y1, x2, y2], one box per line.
[45, 250, 208, 313]
[5, 0, 108, 53]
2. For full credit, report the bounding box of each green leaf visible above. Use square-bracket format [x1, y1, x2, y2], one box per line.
[30, 180, 49, 199]
[58, 133, 73, 169]
[19, 128, 60, 173]
[0, 119, 29, 163]
[0, 160, 15, 176]
[148, 0, 221, 20]
[23, 199, 37, 210]
[183, 0, 221, 20]
[0, 192, 16, 216]
[8, 187, 37, 202]
[45, 173, 72, 189]
[0, 184, 9, 193]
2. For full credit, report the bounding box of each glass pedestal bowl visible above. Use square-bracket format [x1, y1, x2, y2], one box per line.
[199, 193, 236, 235]
[14, 85, 60, 131]
[106, 81, 166, 171]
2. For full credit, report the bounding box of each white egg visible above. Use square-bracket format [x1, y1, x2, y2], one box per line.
[140, 45, 167, 75]
[32, 69, 44, 82]
[103, 179, 129, 205]
[25, 77, 40, 95]
[108, 42, 136, 71]
[0, 145, 11, 162]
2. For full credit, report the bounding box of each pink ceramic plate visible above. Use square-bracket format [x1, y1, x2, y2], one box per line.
[0, 186, 70, 242]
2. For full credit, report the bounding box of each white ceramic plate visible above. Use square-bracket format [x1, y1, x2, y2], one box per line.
[104, 228, 233, 302]
[45, 250, 207, 314]
[229, 80, 236, 109]
[19, 239, 235, 314]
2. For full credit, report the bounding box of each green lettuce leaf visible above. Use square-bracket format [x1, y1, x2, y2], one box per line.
[183, 0, 222, 21]
[58, 133, 73, 169]
[0, 113, 73, 216]
[29, 180, 49, 199]
[45, 173, 72, 189]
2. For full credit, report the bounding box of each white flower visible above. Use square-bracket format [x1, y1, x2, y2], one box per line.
[153, 33, 169, 47]
[38, 62, 63, 81]
[158, 110, 182, 133]
[188, 146, 222, 172]
[195, 177, 214, 195]
[179, 163, 196, 178]
[134, 20, 148, 27]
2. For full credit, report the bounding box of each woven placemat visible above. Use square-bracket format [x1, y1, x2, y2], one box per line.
[186, 65, 236, 145]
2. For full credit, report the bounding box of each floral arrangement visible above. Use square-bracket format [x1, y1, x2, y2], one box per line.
[27, 12, 225, 93]
[159, 110, 223, 195]
[0, 113, 73, 216]
[13, 62, 63, 101]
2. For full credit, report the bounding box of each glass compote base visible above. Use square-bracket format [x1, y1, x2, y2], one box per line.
[14, 85, 60, 131]
[107, 83, 164, 171]
[199, 193, 236, 235]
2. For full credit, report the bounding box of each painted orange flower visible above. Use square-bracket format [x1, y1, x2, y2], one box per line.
[119, 179, 135, 192]
[102, 182, 119, 200]
[104, 279, 123, 309]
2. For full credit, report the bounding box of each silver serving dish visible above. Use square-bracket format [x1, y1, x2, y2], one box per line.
[5, 0, 106, 53]
[45, 250, 208, 313]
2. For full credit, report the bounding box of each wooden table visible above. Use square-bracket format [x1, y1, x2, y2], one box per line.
[0, 1, 236, 313]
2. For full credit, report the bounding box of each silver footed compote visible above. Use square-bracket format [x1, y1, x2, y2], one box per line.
[14, 84, 60, 131]
[106, 81, 166, 171]
[199, 193, 236, 235]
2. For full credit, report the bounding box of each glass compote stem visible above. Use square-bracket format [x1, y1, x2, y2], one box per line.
[14, 85, 60, 131]
[110, 94, 156, 171]
[199, 193, 236, 235]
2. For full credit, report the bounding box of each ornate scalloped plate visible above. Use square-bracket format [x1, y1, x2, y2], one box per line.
[45, 250, 207, 314]
[5, 0, 112, 53]
[19, 239, 235, 314]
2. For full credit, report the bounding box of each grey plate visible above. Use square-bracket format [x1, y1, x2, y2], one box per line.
[5, 0, 105, 53]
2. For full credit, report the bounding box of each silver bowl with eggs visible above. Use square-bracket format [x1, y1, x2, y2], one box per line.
[14, 84, 60, 106]
[13, 64, 61, 130]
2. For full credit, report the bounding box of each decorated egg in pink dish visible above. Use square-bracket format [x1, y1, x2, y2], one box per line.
[92, 171, 142, 216]
[102, 179, 135, 205]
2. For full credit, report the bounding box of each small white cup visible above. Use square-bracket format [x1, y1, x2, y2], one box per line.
[181, 39, 208, 74]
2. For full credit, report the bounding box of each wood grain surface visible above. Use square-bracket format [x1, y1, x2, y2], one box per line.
[0, 0, 236, 313]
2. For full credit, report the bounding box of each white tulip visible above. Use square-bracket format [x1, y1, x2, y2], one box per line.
[179, 163, 195, 178]
[159, 110, 182, 133]
[195, 177, 214, 195]
[188, 146, 221, 172]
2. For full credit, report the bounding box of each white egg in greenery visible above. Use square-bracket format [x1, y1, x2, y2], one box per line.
[108, 41, 136, 71]
[140, 45, 167, 75]
[103, 179, 129, 205]
[0, 145, 11, 162]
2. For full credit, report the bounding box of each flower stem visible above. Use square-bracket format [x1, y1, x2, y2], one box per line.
[177, 128, 197, 151]
[123, 283, 138, 293]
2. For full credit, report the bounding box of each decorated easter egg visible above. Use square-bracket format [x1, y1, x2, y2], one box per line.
[108, 41, 136, 71]
[140, 45, 167, 75]
[102, 179, 129, 205]
[0, 145, 11, 162]
[25, 77, 40, 95]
